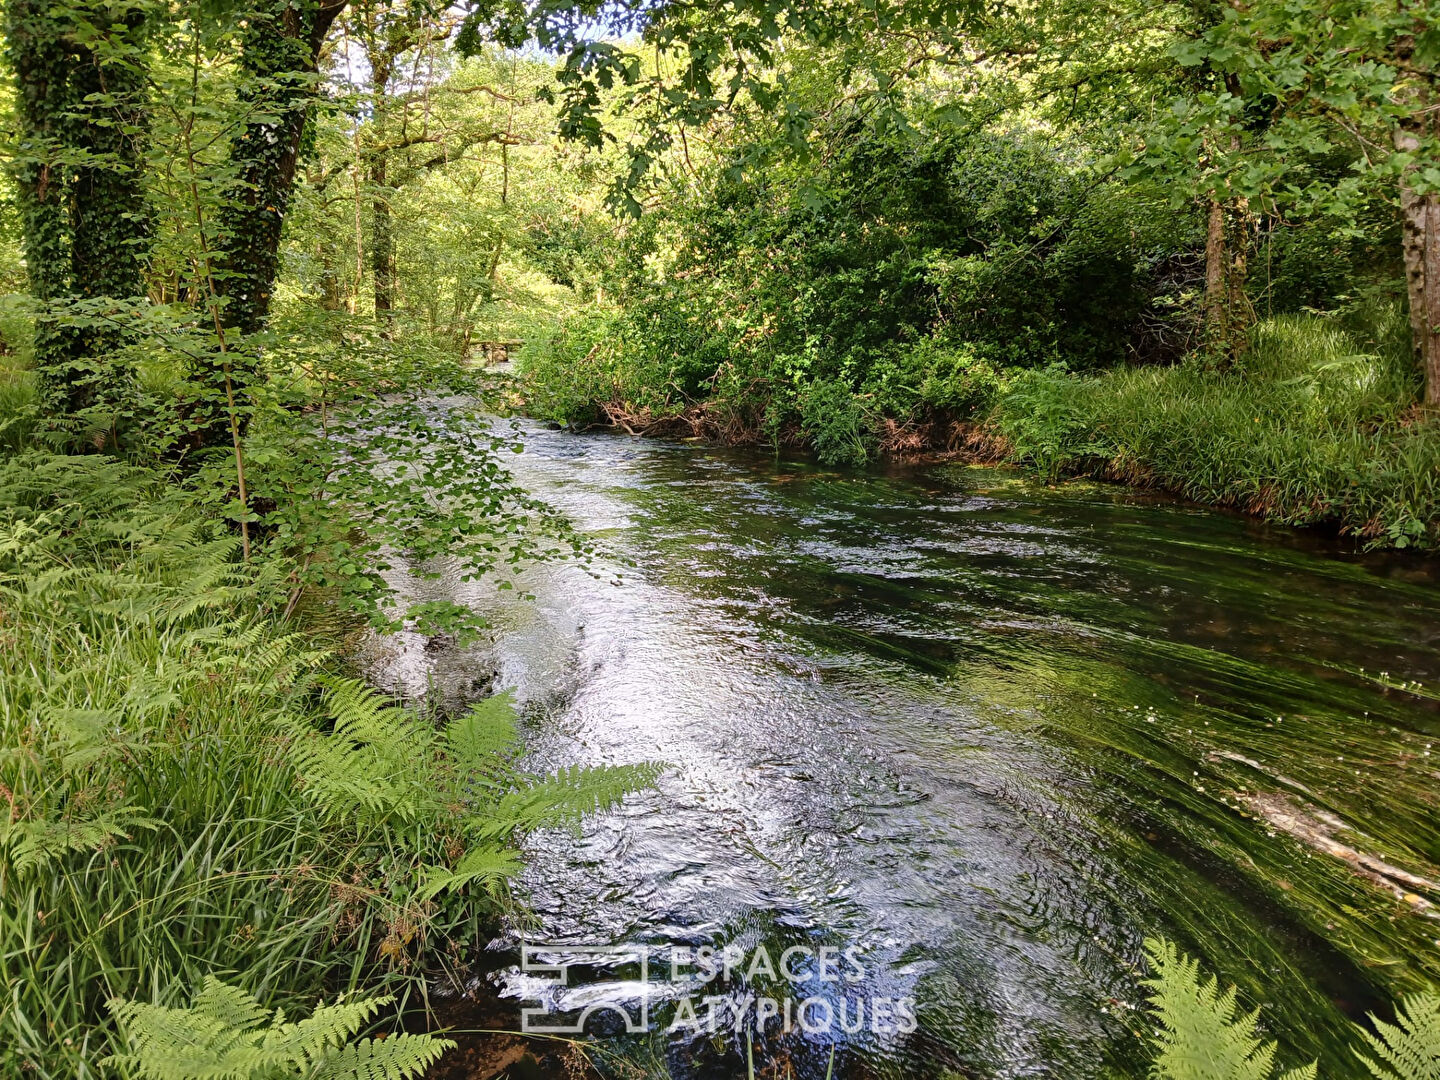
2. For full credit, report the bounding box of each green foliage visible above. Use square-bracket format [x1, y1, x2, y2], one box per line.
[214, 0, 334, 339]
[992, 310, 1440, 546]
[107, 978, 451, 1080]
[1143, 938, 1318, 1080]
[522, 118, 1187, 461]
[798, 378, 871, 467]
[0, 450, 656, 1077]
[287, 674, 659, 851]
[1358, 993, 1440, 1080]
[1142, 938, 1440, 1080]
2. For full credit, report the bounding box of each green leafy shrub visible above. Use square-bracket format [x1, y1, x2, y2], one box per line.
[799, 377, 872, 466]
[519, 119, 1188, 456]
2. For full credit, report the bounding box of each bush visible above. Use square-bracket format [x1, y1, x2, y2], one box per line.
[799, 377, 872, 466]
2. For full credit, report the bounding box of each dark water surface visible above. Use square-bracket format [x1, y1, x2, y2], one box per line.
[370, 422, 1440, 1080]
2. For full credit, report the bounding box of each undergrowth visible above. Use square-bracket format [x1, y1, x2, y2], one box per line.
[994, 306, 1440, 547]
[0, 451, 656, 1078]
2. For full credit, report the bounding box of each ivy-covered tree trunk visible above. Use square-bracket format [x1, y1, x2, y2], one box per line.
[69, 7, 152, 390]
[189, 0, 346, 446]
[5, 0, 76, 408]
[371, 146, 394, 319]
[214, 0, 345, 336]
[5, 0, 151, 417]
[1202, 195, 1252, 364]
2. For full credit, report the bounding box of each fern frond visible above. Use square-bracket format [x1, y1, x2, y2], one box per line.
[284, 680, 441, 824]
[258, 994, 386, 1066]
[1143, 937, 1315, 1080]
[443, 691, 519, 778]
[415, 844, 522, 902]
[310, 1032, 454, 1079]
[190, 978, 271, 1033]
[108, 984, 280, 1080]
[1, 805, 160, 873]
[1358, 992, 1440, 1080]
[477, 762, 661, 840]
[323, 678, 434, 755]
[108, 980, 449, 1080]
[46, 706, 147, 769]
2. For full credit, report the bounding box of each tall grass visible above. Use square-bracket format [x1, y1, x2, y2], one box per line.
[0, 450, 558, 1077]
[1, 455, 397, 1075]
[994, 306, 1440, 547]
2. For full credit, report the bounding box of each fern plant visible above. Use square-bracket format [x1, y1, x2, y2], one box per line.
[1358, 992, 1440, 1080]
[107, 977, 452, 1080]
[0, 451, 658, 1076]
[1143, 938, 1317, 1080]
[286, 679, 661, 905]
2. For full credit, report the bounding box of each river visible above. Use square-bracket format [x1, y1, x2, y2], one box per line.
[368, 419, 1440, 1080]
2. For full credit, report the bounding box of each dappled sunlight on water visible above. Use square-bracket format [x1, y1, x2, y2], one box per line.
[368, 421, 1440, 1080]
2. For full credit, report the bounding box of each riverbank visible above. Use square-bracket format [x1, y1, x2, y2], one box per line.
[993, 313, 1440, 549]
[0, 440, 653, 1079]
[517, 310, 1440, 550]
[0, 450, 462, 1076]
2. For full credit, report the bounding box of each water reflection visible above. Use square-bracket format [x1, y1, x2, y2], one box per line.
[367, 421, 1440, 1079]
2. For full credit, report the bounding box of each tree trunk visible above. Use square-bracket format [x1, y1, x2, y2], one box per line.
[1203, 197, 1228, 354]
[361, 22, 397, 327]
[370, 144, 394, 319]
[318, 239, 343, 310]
[190, 0, 346, 447]
[69, 10, 151, 389]
[1224, 197, 1252, 363]
[1399, 185, 1440, 406]
[1202, 195, 1252, 365]
[5, 0, 76, 407]
[1396, 109, 1440, 405]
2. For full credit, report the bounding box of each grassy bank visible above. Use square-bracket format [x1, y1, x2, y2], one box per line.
[994, 310, 1440, 548]
[0, 453, 428, 1076]
[519, 308, 1440, 549]
[0, 373, 653, 1077]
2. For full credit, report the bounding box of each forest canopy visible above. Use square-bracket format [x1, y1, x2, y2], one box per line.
[0, 0, 1435, 542]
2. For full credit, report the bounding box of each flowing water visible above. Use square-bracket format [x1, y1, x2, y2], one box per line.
[369, 420, 1440, 1080]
